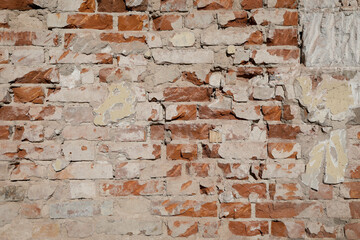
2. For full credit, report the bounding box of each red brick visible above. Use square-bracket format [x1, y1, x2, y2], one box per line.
[0, 106, 30, 121]
[186, 163, 210, 177]
[202, 144, 221, 158]
[220, 203, 251, 218]
[12, 68, 57, 84]
[268, 28, 298, 46]
[167, 164, 182, 177]
[198, 106, 236, 120]
[218, 163, 249, 179]
[151, 200, 217, 217]
[118, 15, 148, 31]
[350, 202, 360, 218]
[269, 183, 304, 200]
[166, 104, 197, 120]
[272, 0, 297, 8]
[218, 11, 248, 28]
[100, 180, 164, 196]
[262, 106, 282, 121]
[167, 144, 197, 161]
[247, 30, 264, 45]
[78, 0, 96, 12]
[153, 15, 181, 31]
[0, 32, 59, 46]
[164, 87, 212, 102]
[194, 0, 233, 10]
[150, 125, 165, 140]
[283, 11, 298, 26]
[232, 183, 266, 199]
[267, 142, 299, 159]
[241, 0, 262, 9]
[256, 202, 316, 218]
[282, 104, 294, 120]
[97, 0, 126, 12]
[268, 124, 301, 139]
[67, 14, 113, 29]
[168, 124, 212, 140]
[271, 221, 305, 238]
[0, 126, 10, 140]
[343, 182, 360, 199]
[345, 222, 360, 239]
[100, 33, 146, 44]
[229, 221, 269, 236]
[309, 184, 333, 200]
[0, 0, 35, 10]
[13, 87, 45, 104]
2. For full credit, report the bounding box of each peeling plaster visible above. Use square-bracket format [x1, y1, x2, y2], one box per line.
[295, 75, 356, 123]
[302, 129, 348, 190]
[94, 83, 135, 126]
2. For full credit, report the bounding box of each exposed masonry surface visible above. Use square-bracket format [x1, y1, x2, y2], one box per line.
[0, 0, 360, 239]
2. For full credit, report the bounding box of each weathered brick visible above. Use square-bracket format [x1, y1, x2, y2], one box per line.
[218, 142, 267, 159]
[10, 162, 46, 181]
[232, 183, 267, 199]
[166, 104, 197, 120]
[114, 162, 140, 179]
[0, 31, 59, 46]
[161, 0, 187, 11]
[167, 220, 198, 237]
[268, 142, 301, 159]
[218, 163, 249, 179]
[50, 200, 94, 218]
[0, 185, 26, 202]
[184, 12, 214, 29]
[0, 126, 10, 140]
[153, 49, 214, 64]
[96, 218, 163, 236]
[194, 0, 233, 10]
[341, 182, 360, 199]
[50, 162, 113, 179]
[345, 222, 360, 240]
[229, 221, 269, 236]
[49, 50, 112, 64]
[201, 28, 262, 46]
[167, 178, 197, 195]
[267, 28, 298, 46]
[151, 200, 217, 217]
[168, 124, 212, 140]
[62, 125, 109, 140]
[164, 87, 212, 102]
[260, 163, 305, 179]
[256, 202, 323, 218]
[268, 124, 301, 139]
[220, 202, 251, 218]
[167, 144, 197, 161]
[153, 15, 182, 31]
[186, 163, 212, 177]
[271, 221, 305, 238]
[13, 86, 44, 104]
[62, 141, 95, 161]
[100, 180, 164, 196]
[100, 142, 161, 160]
[20, 203, 41, 218]
[118, 15, 148, 31]
[269, 183, 304, 200]
[110, 125, 146, 142]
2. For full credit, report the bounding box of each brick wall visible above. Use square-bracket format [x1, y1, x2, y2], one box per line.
[0, 0, 360, 239]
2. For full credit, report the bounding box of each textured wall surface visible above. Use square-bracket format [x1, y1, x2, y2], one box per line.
[0, 0, 360, 239]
